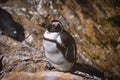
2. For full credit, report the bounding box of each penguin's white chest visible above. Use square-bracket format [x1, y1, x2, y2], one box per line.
[43, 31, 64, 65]
[43, 31, 62, 53]
[43, 31, 63, 60]
[43, 31, 73, 71]
[43, 40, 59, 53]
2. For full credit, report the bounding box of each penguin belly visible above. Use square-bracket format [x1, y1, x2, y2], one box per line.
[43, 40, 74, 71]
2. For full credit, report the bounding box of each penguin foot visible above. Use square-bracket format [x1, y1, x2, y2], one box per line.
[45, 62, 54, 70]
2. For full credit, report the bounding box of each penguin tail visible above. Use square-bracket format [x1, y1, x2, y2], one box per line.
[70, 62, 105, 80]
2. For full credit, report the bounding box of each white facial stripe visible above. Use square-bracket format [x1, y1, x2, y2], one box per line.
[52, 22, 60, 26]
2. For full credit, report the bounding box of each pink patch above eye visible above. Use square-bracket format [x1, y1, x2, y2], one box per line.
[52, 22, 59, 26]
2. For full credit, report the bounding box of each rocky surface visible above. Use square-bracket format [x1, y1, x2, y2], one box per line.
[0, 0, 120, 80]
[1, 71, 83, 80]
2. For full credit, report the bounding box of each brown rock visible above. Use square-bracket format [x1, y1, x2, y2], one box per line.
[0, 0, 120, 79]
[1, 71, 82, 80]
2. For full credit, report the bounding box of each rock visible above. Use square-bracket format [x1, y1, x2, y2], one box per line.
[0, 0, 120, 79]
[1, 71, 83, 80]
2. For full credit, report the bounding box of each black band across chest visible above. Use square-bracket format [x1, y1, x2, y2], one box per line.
[43, 37, 58, 43]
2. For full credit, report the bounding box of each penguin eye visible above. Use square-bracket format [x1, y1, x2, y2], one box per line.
[13, 31, 17, 34]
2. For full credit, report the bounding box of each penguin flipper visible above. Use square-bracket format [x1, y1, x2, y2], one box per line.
[60, 31, 77, 63]
[64, 44, 77, 63]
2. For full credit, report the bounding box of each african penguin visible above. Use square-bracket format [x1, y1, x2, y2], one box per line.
[42, 20, 77, 71]
[42, 20, 106, 79]
[0, 8, 25, 42]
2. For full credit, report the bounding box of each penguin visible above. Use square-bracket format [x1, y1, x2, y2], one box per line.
[0, 8, 25, 42]
[42, 20, 77, 72]
[42, 20, 105, 79]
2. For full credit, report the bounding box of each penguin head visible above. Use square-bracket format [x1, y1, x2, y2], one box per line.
[1, 22, 25, 42]
[12, 22, 25, 42]
[1, 24, 17, 38]
[46, 20, 64, 33]
[0, 8, 25, 42]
